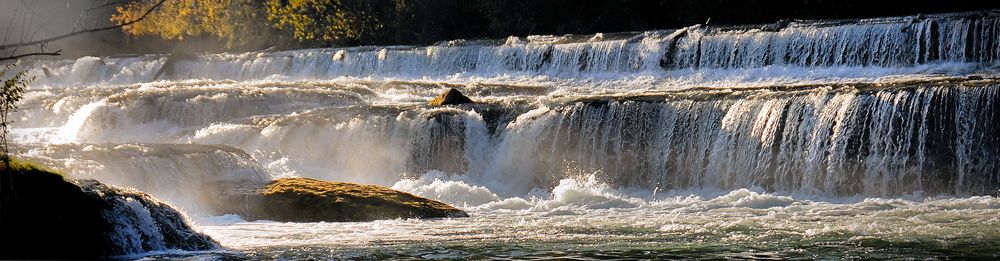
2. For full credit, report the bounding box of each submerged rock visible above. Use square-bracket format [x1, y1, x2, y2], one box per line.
[215, 178, 468, 222]
[0, 159, 218, 259]
[152, 52, 198, 80]
[429, 88, 474, 106]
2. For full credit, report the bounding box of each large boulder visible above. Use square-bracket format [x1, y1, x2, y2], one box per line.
[429, 88, 474, 106]
[213, 178, 468, 222]
[0, 158, 218, 259]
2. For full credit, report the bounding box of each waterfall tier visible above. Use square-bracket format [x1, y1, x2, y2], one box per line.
[18, 11, 1000, 89]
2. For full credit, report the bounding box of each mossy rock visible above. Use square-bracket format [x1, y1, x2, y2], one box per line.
[0, 158, 217, 259]
[0, 159, 108, 258]
[429, 88, 474, 106]
[217, 178, 468, 222]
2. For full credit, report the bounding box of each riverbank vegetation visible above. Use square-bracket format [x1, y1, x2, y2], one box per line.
[109, 0, 1000, 52]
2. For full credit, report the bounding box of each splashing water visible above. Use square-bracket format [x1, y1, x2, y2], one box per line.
[10, 10, 1000, 259]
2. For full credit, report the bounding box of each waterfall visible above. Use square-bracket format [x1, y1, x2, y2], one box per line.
[17, 11, 1000, 89]
[19, 143, 270, 213]
[80, 180, 219, 256]
[480, 82, 999, 196]
[46, 80, 997, 196]
[667, 14, 1000, 69]
[10, 10, 1000, 203]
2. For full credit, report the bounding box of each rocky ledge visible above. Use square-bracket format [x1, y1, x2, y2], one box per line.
[213, 177, 468, 222]
[0, 158, 218, 259]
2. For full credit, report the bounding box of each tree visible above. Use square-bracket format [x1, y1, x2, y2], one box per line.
[0, 0, 167, 61]
[0, 63, 32, 227]
[0, 65, 30, 158]
[264, 0, 384, 45]
[111, 0, 276, 48]
[111, 0, 393, 47]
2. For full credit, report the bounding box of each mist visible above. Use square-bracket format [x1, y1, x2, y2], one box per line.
[0, 0, 263, 60]
[3, 2, 1000, 259]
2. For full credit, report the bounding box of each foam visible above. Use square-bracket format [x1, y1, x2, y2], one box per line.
[8, 11, 1000, 258]
[390, 171, 501, 207]
[544, 175, 641, 209]
[196, 214, 248, 226]
[18, 11, 999, 91]
[194, 188, 1000, 253]
[709, 188, 797, 209]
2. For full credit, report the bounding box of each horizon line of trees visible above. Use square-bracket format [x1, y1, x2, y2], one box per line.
[112, 0, 1000, 52]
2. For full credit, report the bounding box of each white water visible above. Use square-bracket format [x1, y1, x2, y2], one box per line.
[77, 180, 218, 256]
[13, 12, 998, 91]
[9, 10, 1000, 259]
[194, 172, 998, 259]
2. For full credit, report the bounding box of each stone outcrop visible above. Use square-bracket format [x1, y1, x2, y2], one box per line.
[429, 88, 474, 106]
[0, 159, 218, 259]
[213, 178, 468, 222]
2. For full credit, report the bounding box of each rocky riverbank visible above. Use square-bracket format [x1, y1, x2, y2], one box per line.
[0, 158, 218, 259]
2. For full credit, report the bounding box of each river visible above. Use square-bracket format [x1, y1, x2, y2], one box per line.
[11, 10, 1000, 259]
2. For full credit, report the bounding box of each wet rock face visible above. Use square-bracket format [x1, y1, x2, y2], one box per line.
[0, 162, 110, 259]
[81, 180, 219, 256]
[214, 178, 469, 222]
[0, 159, 218, 259]
[429, 88, 474, 106]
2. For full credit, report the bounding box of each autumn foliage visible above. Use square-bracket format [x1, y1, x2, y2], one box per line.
[110, 0, 1000, 49]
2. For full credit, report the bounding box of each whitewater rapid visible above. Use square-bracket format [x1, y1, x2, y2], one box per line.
[8, 10, 1000, 259]
[186, 168, 1000, 259]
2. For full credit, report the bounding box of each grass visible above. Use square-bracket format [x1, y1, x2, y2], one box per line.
[1, 156, 64, 177]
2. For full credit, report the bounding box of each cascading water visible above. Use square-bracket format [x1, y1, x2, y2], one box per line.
[10, 10, 1000, 259]
[481, 82, 1000, 196]
[19, 143, 270, 213]
[81, 180, 219, 256]
[15, 11, 1000, 89]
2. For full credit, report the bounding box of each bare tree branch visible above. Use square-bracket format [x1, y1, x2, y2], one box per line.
[0, 0, 167, 50]
[87, 1, 131, 12]
[0, 49, 62, 62]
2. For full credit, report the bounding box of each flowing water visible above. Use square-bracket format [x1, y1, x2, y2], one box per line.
[10, 11, 1000, 259]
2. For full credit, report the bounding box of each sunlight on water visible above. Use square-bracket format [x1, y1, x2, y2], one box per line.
[194, 174, 1000, 259]
[10, 10, 1000, 260]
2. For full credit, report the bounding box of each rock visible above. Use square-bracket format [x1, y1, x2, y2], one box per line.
[0, 158, 218, 259]
[760, 19, 791, 32]
[429, 88, 474, 106]
[214, 178, 468, 222]
[152, 52, 198, 80]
